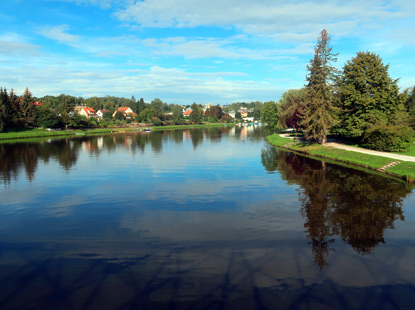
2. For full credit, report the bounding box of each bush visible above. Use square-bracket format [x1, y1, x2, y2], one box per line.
[364, 125, 414, 152]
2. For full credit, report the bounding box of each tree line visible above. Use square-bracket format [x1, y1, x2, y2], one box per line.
[261, 29, 415, 152]
[0, 87, 269, 132]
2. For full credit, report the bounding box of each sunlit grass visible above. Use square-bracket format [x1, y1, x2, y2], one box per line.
[388, 162, 415, 182]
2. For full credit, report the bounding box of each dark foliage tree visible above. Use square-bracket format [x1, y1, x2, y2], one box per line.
[205, 105, 225, 121]
[0, 88, 12, 132]
[36, 106, 62, 128]
[301, 29, 339, 144]
[337, 51, 407, 139]
[20, 87, 37, 126]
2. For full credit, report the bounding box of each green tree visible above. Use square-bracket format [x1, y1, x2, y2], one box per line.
[103, 111, 112, 121]
[278, 88, 306, 133]
[150, 98, 164, 116]
[251, 101, 263, 120]
[57, 94, 76, 129]
[36, 106, 62, 128]
[172, 105, 182, 123]
[0, 88, 12, 132]
[261, 101, 279, 131]
[114, 110, 125, 121]
[337, 51, 405, 139]
[20, 87, 37, 126]
[189, 102, 203, 123]
[301, 29, 339, 144]
[137, 98, 146, 114]
[139, 108, 157, 123]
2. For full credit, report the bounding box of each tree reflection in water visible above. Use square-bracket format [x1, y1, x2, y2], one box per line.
[261, 144, 411, 269]
[1, 127, 267, 185]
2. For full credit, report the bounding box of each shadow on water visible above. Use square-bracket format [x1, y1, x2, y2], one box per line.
[261, 144, 413, 269]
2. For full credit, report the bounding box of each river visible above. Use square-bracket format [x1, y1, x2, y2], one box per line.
[1, 126, 415, 309]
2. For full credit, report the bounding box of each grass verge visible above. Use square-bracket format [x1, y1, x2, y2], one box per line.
[267, 133, 413, 182]
[0, 123, 233, 141]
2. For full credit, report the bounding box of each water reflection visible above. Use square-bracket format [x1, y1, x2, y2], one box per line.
[261, 144, 411, 269]
[2, 128, 415, 309]
[0, 126, 265, 184]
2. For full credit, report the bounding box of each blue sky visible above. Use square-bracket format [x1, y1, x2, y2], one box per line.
[1, 0, 414, 105]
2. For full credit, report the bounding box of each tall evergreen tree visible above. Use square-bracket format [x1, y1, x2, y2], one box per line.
[20, 87, 37, 126]
[0, 88, 12, 132]
[137, 98, 146, 114]
[301, 29, 339, 144]
[337, 51, 404, 138]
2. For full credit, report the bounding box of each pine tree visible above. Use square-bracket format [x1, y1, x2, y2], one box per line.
[0, 88, 12, 132]
[301, 29, 339, 144]
[20, 87, 37, 126]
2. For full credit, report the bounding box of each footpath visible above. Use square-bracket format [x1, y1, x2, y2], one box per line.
[279, 133, 415, 162]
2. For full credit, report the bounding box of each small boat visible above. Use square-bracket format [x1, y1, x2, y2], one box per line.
[144, 128, 151, 132]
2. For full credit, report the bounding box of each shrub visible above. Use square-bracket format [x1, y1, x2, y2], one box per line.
[364, 125, 414, 152]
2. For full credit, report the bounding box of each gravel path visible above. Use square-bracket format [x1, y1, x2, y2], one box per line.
[279, 134, 415, 163]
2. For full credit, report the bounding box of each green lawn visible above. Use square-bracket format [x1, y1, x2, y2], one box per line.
[0, 128, 72, 140]
[388, 162, 415, 182]
[266, 133, 413, 182]
[0, 123, 234, 140]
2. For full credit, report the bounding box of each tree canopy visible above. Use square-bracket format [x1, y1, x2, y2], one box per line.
[261, 101, 279, 131]
[189, 103, 203, 123]
[337, 51, 403, 138]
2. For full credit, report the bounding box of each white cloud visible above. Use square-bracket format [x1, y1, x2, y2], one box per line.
[38, 24, 81, 47]
[115, 0, 407, 41]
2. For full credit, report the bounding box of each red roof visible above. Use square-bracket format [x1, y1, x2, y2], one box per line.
[183, 110, 192, 115]
[33, 101, 43, 107]
[83, 107, 96, 115]
[118, 107, 130, 112]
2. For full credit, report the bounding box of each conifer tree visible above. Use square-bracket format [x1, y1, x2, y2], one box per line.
[301, 29, 339, 144]
[0, 88, 12, 132]
[20, 87, 37, 126]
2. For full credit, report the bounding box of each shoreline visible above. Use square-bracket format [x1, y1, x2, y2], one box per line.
[267, 133, 415, 183]
[0, 123, 234, 141]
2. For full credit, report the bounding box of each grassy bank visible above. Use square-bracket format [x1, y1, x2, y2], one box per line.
[0, 123, 233, 141]
[267, 134, 415, 182]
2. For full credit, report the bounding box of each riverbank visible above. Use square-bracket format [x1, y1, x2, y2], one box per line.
[0, 123, 234, 141]
[267, 133, 415, 182]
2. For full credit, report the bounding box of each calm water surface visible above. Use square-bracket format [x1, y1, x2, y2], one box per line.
[1, 126, 415, 310]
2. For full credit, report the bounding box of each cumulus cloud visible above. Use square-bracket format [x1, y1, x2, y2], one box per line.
[38, 25, 81, 47]
[114, 0, 406, 41]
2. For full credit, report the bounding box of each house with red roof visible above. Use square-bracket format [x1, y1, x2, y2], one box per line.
[183, 110, 193, 117]
[78, 107, 96, 118]
[96, 109, 110, 118]
[33, 101, 44, 107]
